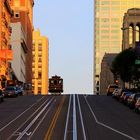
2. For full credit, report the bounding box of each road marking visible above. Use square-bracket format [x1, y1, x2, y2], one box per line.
[0, 96, 45, 132]
[7, 97, 51, 140]
[28, 105, 52, 139]
[73, 94, 77, 140]
[16, 98, 54, 140]
[64, 95, 72, 140]
[77, 95, 87, 140]
[13, 132, 21, 136]
[25, 132, 32, 136]
[44, 96, 65, 140]
[84, 96, 136, 140]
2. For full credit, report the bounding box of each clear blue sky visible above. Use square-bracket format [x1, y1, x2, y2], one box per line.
[33, 0, 93, 94]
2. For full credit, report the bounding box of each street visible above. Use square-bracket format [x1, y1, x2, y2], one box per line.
[0, 94, 140, 140]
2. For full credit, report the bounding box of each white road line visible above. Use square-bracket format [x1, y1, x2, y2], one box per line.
[28, 103, 53, 139]
[7, 97, 51, 140]
[84, 96, 136, 140]
[0, 96, 45, 131]
[16, 98, 54, 140]
[64, 95, 72, 140]
[77, 95, 87, 140]
[73, 94, 77, 140]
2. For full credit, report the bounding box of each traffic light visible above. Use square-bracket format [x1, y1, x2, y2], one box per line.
[115, 79, 118, 84]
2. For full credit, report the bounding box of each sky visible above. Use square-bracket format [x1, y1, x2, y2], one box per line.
[33, 0, 93, 94]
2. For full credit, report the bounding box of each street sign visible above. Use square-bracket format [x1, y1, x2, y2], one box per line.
[135, 59, 140, 65]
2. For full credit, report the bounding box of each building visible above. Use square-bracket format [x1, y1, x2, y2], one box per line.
[11, 0, 34, 84]
[11, 0, 34, 24]
[122, 8, 140, 50]
[0, 0, 13, 88]
[32, 29, 49, 95]
[10, 22, 27, 83]
[100, 53, 117, 94]
[121, 8, 140, 89]
[94, 0, 140, 94]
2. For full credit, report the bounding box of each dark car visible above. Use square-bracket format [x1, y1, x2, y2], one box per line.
[127, 93, 140, 109]
[107, 84, 118, 96]
[119, 91, 133, 104]
[16, 87, 23, 96]
[0, 90, 4, 102]
[135, 98, 140, 113]
[112, 88, 128, 100]
[4, 86, 18, 97]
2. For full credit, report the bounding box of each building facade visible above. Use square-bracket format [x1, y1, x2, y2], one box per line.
[122, 8, 140, 50]
[100, 53, 117, 94]
[11, 0, 34, 84]
[0, 0, 13, 89]
[32, 29, 49, 95]
[10, 22, 27, 83]
[94, 0, 140, 94]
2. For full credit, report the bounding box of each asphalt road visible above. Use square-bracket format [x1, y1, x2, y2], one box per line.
[0, 94, 140, 140]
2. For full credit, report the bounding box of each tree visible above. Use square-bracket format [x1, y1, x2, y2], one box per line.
[110, 48, 136, 83]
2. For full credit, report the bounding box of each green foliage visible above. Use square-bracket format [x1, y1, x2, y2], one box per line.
[111, 48, 136, 82]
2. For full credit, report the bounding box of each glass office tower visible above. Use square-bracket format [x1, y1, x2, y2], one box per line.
[94, 0, 140, 94]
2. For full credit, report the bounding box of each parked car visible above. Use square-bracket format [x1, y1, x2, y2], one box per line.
[135, 97, 140, 113]
[119, 91, 133, 104]
[3, 86, 18, 97]
[127, 93, 140, 109]
[16, 87, 23, 96]
[112, 88, 128, 100]
[112, 88, 119, 98]
[0, 90, 4, 102]
[107, 84, 118, 96]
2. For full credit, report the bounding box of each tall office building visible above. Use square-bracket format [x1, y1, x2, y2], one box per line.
[94, 0, 140, 94]
[32, 29, 49, 95]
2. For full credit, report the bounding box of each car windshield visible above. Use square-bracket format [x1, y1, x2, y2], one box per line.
[110, 86, 118, 88]
[126, 93, 132, 96]
[6, 87, 15, 91]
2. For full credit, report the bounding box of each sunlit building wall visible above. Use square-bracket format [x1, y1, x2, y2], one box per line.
[10, 22, 27, 83]
[11, 0, 34, 24]
[32, 29, 49, 95]
[94, 0, 140, 93]
[11, 0, 34, 84]
[0, 1, 13, 88]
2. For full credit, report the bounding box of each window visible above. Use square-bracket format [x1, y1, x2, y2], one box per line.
[101, 1, 110, 5]
[54, 80, 57, 85]
[38, 58, 42, 62]
[38, 72, 42, 78]
[111, 1, 120, 5]
[14, 12, 20, 18]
